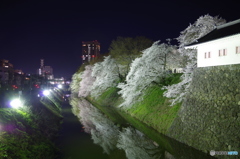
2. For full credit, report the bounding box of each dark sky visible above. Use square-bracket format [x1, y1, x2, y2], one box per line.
[0, 0, 239, 78]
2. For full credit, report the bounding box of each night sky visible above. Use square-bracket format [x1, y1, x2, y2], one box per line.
[1, 0, 239, 78]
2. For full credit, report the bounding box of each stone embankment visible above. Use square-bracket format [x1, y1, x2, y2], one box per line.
[167, 64, 240, 159]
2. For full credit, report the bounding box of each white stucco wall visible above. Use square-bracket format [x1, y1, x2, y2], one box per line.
[171, 68, 183, 73]
[186, 34, 240, 67]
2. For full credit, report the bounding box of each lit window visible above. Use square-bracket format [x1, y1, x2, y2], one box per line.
[236, 46, 240, 54]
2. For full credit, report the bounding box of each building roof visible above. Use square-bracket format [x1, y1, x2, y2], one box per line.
[185, 19, 240, 47]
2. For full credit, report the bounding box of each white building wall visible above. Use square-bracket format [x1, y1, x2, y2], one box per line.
[171, 68, 183, 73]
[187, 34, 240, 67]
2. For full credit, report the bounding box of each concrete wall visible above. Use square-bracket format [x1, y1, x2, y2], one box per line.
[167, 64, 240, 158]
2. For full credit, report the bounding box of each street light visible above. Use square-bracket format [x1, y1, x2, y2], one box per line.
[10, 98, 23, 109]
[57, 84, 62, 89]
[43, 90, 51, 96]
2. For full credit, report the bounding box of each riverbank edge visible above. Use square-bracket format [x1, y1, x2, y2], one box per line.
[82, 97, 216, 159]
[84, 65, 240, 159]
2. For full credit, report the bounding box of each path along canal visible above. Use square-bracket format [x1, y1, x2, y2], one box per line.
[55, 100, 217, 159]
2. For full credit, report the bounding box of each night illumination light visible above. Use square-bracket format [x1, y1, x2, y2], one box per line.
[57, 84, 63, 89]
[10, 99, 23, 109]
[43, 90, 50, 96]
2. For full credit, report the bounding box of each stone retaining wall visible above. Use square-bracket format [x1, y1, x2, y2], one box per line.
[167, 64, 240, 159]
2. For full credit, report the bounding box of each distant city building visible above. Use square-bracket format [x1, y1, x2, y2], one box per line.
[82, 40, 100, 63]
[15, 69, 24, 75]
[38, 59, 54, 79]
[0, 59, 14, 84]
[48, 77, 65, 85]
[185, 19, 240, 67]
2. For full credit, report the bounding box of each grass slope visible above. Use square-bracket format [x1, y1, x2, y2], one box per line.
[127, 86, 181, 134]
[89, 73, 182, 135]
[0, 93, 63, 158]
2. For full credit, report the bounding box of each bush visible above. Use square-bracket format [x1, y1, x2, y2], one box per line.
[0, 91, 62, 158]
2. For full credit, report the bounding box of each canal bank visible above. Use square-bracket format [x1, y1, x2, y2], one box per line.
[78, 98, 216, 159]
[80, 64, 240, 159]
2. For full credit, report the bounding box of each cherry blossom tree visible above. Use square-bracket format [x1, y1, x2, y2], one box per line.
[177, 14, 226, 48]
[163, 15, 226, 106]
[118, 41, 177, 107]
[70, 71, 82, 95]
[69, 71, 82, 115]
[78, 65, 95, 97]
[70, 65, 95, 116]
[91, 56, 120, 98]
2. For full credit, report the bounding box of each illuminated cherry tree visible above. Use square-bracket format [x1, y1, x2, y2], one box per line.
[91, 56, 120, 98]
[177, 14, 226, 48]
[163, 15, 226, 106]
[78, 65, 95, 97]
[69, 71, 82, 114]
[70, 71, 82, 95]
[118, 41, 177, 107]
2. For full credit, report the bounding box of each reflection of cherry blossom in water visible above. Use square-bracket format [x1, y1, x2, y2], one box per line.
[78, 99, 119, 154]
[77, 99, 162, 158]
[117, 127, 161, 159]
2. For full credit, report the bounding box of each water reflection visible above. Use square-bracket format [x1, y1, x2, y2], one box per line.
[117, 127, 163, 159]
[76, 99, 215, 159]
[77, 99, 165, 158]
[78, 99, 119, 154]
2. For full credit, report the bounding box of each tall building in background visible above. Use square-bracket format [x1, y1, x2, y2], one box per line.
[0, 59, 14, 84]
[82, 40, 100, 63]
[38, 59, 54, 79]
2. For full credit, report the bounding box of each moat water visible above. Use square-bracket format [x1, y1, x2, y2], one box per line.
[56, 102, 216, 159]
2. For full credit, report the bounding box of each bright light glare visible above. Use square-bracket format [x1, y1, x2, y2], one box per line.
[43, 90, 50, 96]
[10, 99, 23, 109]
[57, 84, 62, 89]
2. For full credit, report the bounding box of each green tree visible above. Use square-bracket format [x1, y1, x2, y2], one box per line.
[109, 36, 153, 79]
